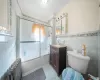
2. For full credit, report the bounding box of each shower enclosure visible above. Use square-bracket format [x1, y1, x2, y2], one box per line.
[20, 18, 52, 62]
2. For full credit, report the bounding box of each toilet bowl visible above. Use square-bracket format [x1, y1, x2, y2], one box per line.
[67, 51, 90, 74]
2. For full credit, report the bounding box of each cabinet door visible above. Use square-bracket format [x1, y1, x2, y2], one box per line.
[50, 47, 54, 65]
[52, 48, 59, 73]
[50, 46, 59, 74]
[55, 50, 59, 74]
[53, 52, 56, 68]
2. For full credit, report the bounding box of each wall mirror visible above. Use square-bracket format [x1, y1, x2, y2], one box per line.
[0, 0, 12, 34]
[0, 0, 13, 42]
[55, 13, 68, 35]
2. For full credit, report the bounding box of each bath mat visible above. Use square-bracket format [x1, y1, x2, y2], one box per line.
[22, 68, 46, 80]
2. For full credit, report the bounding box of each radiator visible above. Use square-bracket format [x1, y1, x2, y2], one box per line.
[0, 58, 22, 80]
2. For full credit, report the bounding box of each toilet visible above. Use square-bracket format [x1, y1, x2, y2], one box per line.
[67, 51, 90, 74]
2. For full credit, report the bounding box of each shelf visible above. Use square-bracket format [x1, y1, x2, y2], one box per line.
[0, 33, 13, 37]
[0, 33, 13, 42]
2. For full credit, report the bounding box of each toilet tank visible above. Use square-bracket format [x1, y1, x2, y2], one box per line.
[67, 51, 90, 74]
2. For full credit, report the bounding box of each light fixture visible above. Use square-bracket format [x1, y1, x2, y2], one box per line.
[42, 0, 48, 4]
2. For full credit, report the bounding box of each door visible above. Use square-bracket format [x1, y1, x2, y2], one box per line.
[20, 19, 40, 62]
[40, 26, 52, 56]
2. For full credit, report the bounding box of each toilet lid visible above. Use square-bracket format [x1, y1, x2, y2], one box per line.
[67, 51, 90, 60]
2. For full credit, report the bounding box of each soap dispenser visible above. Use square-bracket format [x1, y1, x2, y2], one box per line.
[82, 44, 86, 56]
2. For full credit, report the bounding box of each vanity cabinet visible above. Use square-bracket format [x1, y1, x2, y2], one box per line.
[50, 45, 67, 76]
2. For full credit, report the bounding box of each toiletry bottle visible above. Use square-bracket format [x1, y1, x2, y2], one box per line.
[82, 44, 86, 56]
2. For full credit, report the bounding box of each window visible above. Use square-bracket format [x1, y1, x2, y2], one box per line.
[32, 24, 45, 42]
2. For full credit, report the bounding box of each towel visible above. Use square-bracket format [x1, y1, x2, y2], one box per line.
[62, 67, 84, 80]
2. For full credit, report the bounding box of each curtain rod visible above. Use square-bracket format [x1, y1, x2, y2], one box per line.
[22, 14, 48, 24]
[20, 17, 52, 27]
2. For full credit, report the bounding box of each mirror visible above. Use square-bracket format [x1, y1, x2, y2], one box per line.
[55, 13, 68, 35]
[0, 0, 12, 35]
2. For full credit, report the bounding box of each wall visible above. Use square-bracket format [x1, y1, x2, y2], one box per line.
[0, 0, 8, 27]
[0, 38, 16, 78]
[98, 31, 100, 78]
[55, 0, 99, 77]
[0, 0, 17, 78]
[98, 3, 100, 78]
[12, 0, 22, 17]
[57, 33, 98, 76]
[56, 0, 99, 34]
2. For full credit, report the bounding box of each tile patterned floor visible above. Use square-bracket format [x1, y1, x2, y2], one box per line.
[23, 64, 61, 80]
[42, 64, 61, 80]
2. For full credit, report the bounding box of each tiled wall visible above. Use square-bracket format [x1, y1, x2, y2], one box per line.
[0, 3, 16, 78]
[56, 31, 99, 76]
[0, 38, 16, 77]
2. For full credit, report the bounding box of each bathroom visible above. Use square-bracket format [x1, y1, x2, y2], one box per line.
[0, 0, 100, 80]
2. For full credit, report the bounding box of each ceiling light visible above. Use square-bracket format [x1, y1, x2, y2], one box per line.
[42, 0, 48, 4]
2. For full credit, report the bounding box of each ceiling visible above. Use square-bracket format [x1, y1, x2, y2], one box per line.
[18, 0, 69, 22]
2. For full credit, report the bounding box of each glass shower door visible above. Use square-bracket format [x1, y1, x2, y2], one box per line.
[40, 26, 52, 56]
[20, 19, 40, 62]
[20, 19, 52, 62]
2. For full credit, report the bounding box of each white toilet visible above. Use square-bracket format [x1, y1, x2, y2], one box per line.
[67, 51, 90, 74]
